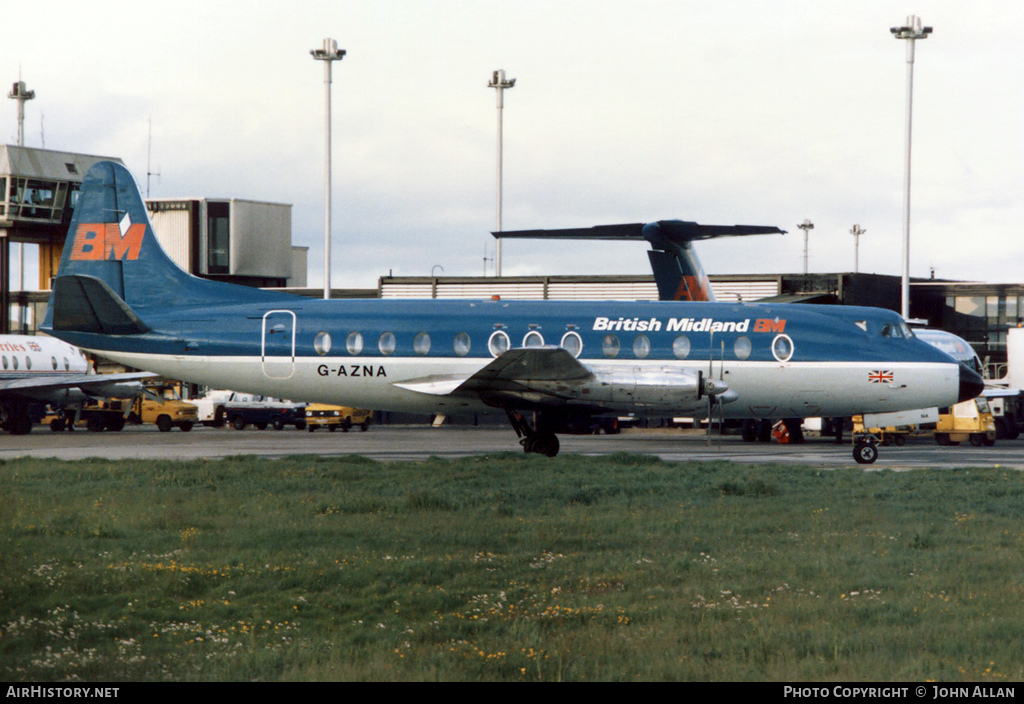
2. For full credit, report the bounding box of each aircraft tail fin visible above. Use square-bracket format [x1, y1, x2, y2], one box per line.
[42, 161, 292, 332]
[495, 220, 785, 302]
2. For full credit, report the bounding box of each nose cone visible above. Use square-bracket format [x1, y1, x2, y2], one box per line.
[958, 365, 985, 403]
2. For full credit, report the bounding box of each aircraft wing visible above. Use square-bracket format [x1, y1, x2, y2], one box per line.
[393, 347, 592, 398]
[0, 371, 158, 396]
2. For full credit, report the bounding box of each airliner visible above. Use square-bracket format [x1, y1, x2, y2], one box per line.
[0, 334, 154, 434]
[40, 162, 983, 462]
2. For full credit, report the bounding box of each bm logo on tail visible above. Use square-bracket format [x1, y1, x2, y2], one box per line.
[69, 217, 145, 262]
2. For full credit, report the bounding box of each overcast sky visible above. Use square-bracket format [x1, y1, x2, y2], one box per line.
[4, 1, 1023, 290]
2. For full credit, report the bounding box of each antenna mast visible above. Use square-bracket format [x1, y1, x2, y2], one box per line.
[146, 116, 161, 198]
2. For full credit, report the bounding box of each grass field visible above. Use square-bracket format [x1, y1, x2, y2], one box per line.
[1, 452, 1023, 682]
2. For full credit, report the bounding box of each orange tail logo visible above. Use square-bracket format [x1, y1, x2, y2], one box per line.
[673, 275, 711, 301]
[69, 223, 145, 261]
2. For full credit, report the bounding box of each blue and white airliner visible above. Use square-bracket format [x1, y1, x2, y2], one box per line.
[41, 162, 983, 462]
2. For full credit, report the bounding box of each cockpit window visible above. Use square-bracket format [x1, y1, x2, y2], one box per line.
[881, 323, 905, 339]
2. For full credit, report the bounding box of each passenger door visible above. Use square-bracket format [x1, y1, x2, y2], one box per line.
[261, 310, 296, 379]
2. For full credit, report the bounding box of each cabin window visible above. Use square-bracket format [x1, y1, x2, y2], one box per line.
[602, 334, 620, 358]
[64, 357, 70, 371]
[734, 336, 752, 360]
[378, 332, 396, 356]
[413, 332, 431, 356]
[523, 331, 544, 348]
[672, 335, 691, 359]
[1, 356, 6, 370]
[314, 331, 332, 355]
[12, 356, 18, 370]
[453, 332, 471, 357]
[561, 331, 583, 358]
[772, 334, 794, 362]
[51, 356, 58, 371]
[488, 330, 510, 357]
[632, 334, 650, 359]
[346, 332, 364, 356]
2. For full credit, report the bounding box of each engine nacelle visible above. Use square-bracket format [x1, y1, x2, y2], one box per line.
[529, 365, 715, 413]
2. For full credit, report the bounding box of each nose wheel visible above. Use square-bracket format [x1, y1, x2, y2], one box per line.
[852, 434, 879, 464]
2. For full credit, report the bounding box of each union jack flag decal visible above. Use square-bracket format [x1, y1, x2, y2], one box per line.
[868, 370, 894, 384]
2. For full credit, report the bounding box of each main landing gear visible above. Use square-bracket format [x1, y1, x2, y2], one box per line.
[506, 410, 561, 457]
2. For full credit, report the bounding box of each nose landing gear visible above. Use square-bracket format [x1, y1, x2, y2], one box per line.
[852, 433, 879, 465]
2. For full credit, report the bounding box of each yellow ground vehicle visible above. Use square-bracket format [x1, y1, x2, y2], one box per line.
[44, 401, 130, 432]
[127, 384, 199, 431]
[305, 404, 373, 432]
[44, 386, 197, 432]
[935, 397, 996, 446]
[851, 415, 913, 446]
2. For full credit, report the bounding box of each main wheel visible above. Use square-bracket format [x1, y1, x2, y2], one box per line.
[524, 433, 559, 457]
[853, 441, 878, 465]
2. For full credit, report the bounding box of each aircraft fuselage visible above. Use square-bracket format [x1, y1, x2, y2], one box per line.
[57, 297, 964, 420]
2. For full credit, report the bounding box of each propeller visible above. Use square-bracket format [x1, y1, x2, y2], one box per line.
[705, 337, 731, 447]
[705, 335, 721, 445]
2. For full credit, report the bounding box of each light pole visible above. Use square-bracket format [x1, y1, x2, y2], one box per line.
[488, 69, 515, 276]
[850, 224, 866, 273]
[311, 38, 346, 300]
[891, 16, 932, 319]
[797, 219, 814, 275]
[8, 78, 34, 147]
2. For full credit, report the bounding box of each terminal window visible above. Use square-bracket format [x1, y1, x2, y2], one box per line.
[207, 202, 230, 274]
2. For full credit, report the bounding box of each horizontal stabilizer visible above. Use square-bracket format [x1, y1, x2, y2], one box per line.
[494, 220, 786, 244]
[51, 275, 151, 335]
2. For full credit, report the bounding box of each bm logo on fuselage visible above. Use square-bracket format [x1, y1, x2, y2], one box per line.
[69, 223, 145, 261]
